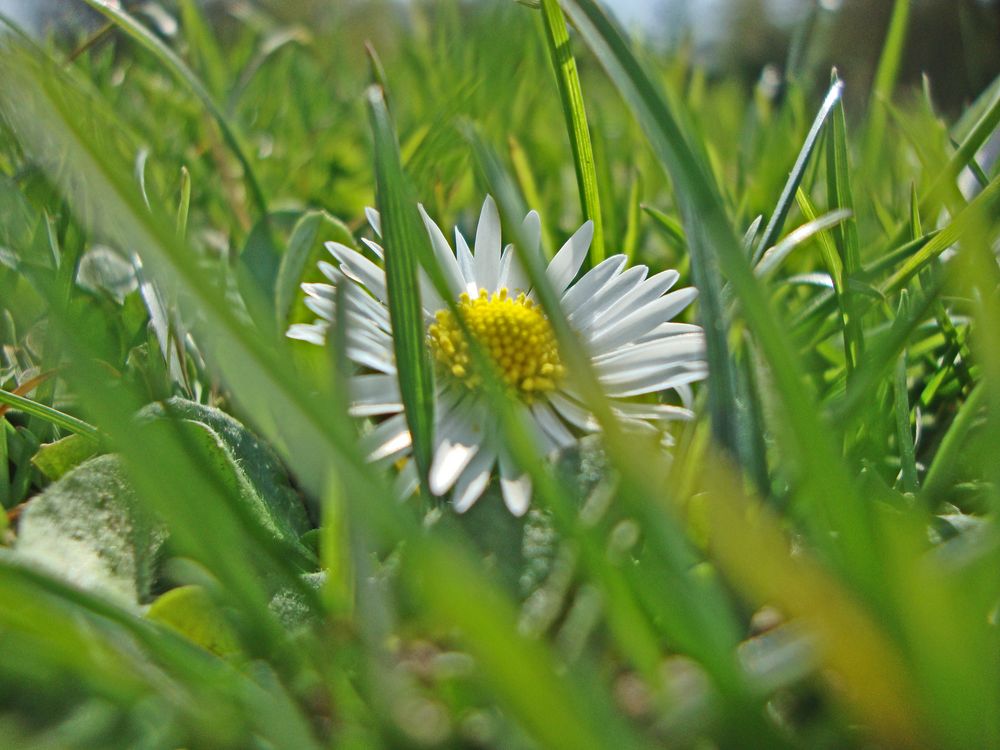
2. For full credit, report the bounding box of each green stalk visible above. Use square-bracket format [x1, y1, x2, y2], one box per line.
[539, 0, 605, 263]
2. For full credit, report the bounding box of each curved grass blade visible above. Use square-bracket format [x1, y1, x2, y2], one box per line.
[0, 388, 99, 438]
[367, 85, 436, 485]
[539, 0, 605, 263]
[752, 79, 843, 265]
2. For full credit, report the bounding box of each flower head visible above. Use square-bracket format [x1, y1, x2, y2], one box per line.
[289, 197, 706, 515]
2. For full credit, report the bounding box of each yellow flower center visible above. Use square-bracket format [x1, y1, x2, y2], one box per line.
[428, 288, 565, 399]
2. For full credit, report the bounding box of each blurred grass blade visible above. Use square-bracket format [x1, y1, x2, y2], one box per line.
[367, 84, 436, 485]
[274, 210, 356, 329]
[752, 79, 843, 264]
[539, 0, 605, 263]
[178, 0, 228, 99]
[862, 0, 910, 173]
[79, 0, 269, 223]
[701, 454, 923, 747]
[883, 175, 1000, 293]
[921, 383, 985, 502]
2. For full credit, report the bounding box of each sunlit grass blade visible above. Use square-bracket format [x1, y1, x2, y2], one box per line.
[367, 85, 436, 484]
[79, 0, 269, 223]
[825, 70, 864, 377]
[538, 0, 605, 263]
[752, 79, 843, 264]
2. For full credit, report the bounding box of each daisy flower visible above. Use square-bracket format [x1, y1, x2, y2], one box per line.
[288, 197, 706, 516]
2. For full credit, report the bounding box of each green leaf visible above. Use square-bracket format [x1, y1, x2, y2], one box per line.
[274, 210, 356, 330]
[31, 433, 100, 482]
[367, 85, 436, 484]
[13, 454, 166, 606]
[139, 398, 312, 548]
[146, 585, 241, 657]
[539, 0, 605, 263]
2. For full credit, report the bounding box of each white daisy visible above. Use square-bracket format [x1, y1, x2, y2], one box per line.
[288, 196, 707, 516]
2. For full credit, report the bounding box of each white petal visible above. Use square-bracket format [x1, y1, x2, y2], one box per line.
[429, 404, 484, 496]
[546, 221, 594, 295]
[607, 400, 694, 422]
[348, 374, 403, 417]
[452, 442, 497, 513]
[287, 322, 327, 345]
[364, 413, 412, 463]
[636, 322, 703, 344]
[326, 242, 387, 301]
[455, 228, 477, 291]
[594, 333, 706, 377]
[394, 460, 419, 500]
[498, 243, 530, 293]
[547, 391, 600, 432]
[365, 207, 382, 237]
[531, 400, 576, 450]
[570, 265, 648, 330]
[473, 195, 501, 293]
[418, 271, 446, 319]
[588, 288, 700, 353]
[360, 237, 384, 260]
[561, 255, 628, 316]
[418, 205, 467, 298]
[521, 211, 542, 259]
[585, 270, 681, 334]
[499, 451, 532, 516]
[318, 260, 343, 284]
[602, 362, 708, 398]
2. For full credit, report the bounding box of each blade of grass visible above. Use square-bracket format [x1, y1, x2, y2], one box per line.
[752, 79, 843, 264]
[861, 0, 910, 174]
[538, 0, 605, 263]
[892, 294, 918, 493]
[367, 84, 436, 486]
[826, 70, 864, 378]
[0, 388, 99, 438]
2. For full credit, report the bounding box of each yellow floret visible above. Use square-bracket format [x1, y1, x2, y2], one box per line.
[427, 287, 565, 400]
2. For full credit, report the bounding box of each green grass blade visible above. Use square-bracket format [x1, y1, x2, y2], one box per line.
[752, 79, 843, 264]
[882, 175, 1000, 294]
[0, 389, 99, 438]
[367, 85, 437, 484]
[178, 0, 229, 99]
[862, 0, 910, 173]
[78, 0, 269, 224]
[538, 0, 605, 263]
[826, 70, 864, 377]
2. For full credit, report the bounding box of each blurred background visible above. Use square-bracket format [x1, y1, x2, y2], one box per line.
[2, 0, 998, 113]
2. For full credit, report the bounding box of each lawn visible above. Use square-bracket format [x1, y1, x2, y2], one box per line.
[1, 0, 999, 747]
